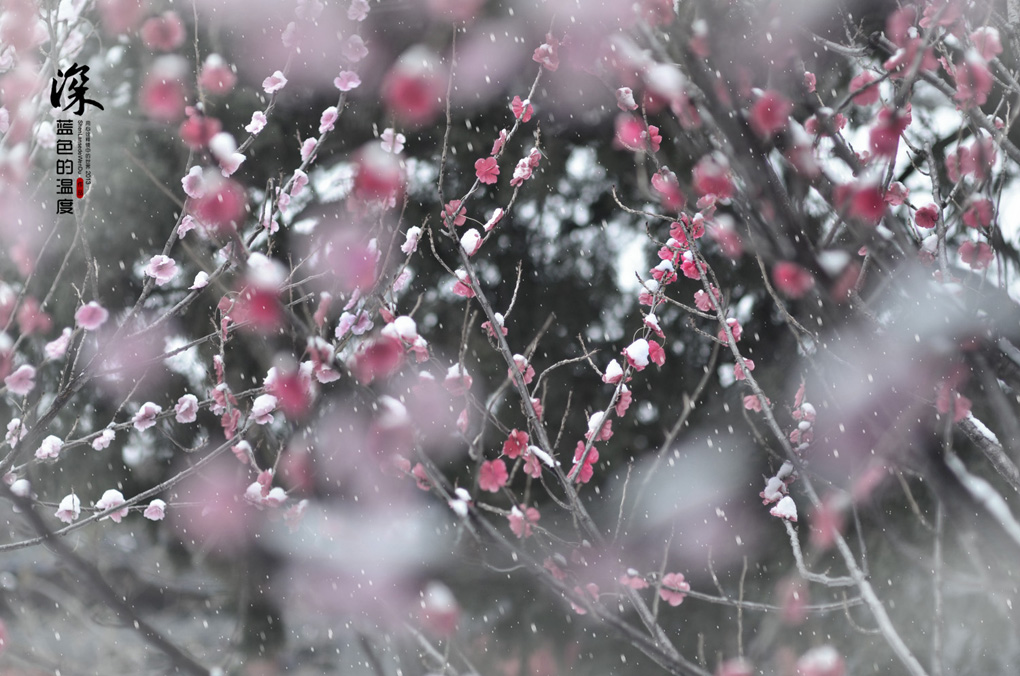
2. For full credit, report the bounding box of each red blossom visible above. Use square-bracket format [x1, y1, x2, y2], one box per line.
[474, 156, 499, 185]
[749, 90, 792, 138]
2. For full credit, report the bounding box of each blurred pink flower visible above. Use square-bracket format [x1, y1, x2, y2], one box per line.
[75, 301, 109, 330]
[659, 572, 690, 606]
[140, 11, 185, 52]
[334, 70, 361, 91]
[5, 364, 35, 395]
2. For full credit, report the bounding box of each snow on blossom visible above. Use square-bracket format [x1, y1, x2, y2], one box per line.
[55, 493, 81, 523]
[175, 393, 199, 423]
[92, 427, 115, 450]
[10, 479, 30, 497]
[391, 315, 418, 342]
[527, 445, 557, 468]
[181, 165, 206, 199]
[143, 499, 166, 521]
[245, 111, 267, 135]
[145, 255, 178, 286]
[509, 504, 540, 538]
[511, 96, 533, 122]
[478, 459, 508, 492]
[190, 271, 210, 289]
[262, 70, 288, 93]
[401, 226, 422, 254]
[796, 646, 845, 676]
[484, 208, 504, 232]
[659, 572, 690, 606]
[510, 354, 535, 384]
[96, 489, 129, 522]
[770, 495, 798, 521]
[133, 402, 162, 431]
[5, 365, 35, 395]
[619, 569, 649, 589]
[251, 393, 278, 424]
[6, 419, 26, 447]
[603, 359, 624, 384]
[616, 87, 638, 111]
[334, 70, 361, 91]
[623, 338, 650, 371]
[444, 363, 473, 394]
[381, 127, 405, 153]
[532, 33, 559, 71]
[36, 435, 63, 460]
[460, 229, 483, 256]
[75, 301, 109, 330]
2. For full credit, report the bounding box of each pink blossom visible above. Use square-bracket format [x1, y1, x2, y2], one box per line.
[479, 458, 508, 492]
[796, 646, 845, 676]
[615, 386, 632, 417]
[145, 255, 178, 286]
[510, 157, 533, 186]
[511, 96, 533, 122]
[603, 359, 624, 384]
[503, 429, 529, 459]
[5, 364, 35, 395]
[348, 0, 370, 21]
[262, 70, 288, 94]
[532, 33, 559, 71]
[75, 301, 109, 330]
[133, 402, 162, 431]
[92, 427, 115, 450]
[648, 340, 665, 367]
[442, 200, 466, 228]
[140, 56, 188, 121]
[334, 70, 362, 91]
[444, 363, 473, 394]
[849, 71, 879, 105]
[734, 358, 755, 381]
[452, 269, 475, 298]
[960, 241, 994, 270]
[45, 328, 73, 360]
[616, 87, 638, 111]
[401, 226, 422, 254]
[175, 393, 199, 423]
[571, 441, 600, 484]
[143, 499, 166, 521]
[885, 181, 909, 205]
[140, 11, 185, 52]
[177, 215, 198, 238]
[772, 262, 815, 298]
[508, 504, 540, 538]
[770, 495, 798, 521]
[963, 197, 994, 228]
[914, 203, 939, 229]
[869, 106, 910, 156]
[460, 229, 482, 256]
[491, 128, 508, 155]
[181, 166, 205, 199]
[623, 339, 650, 371]
[474, 156, 499, 184]
[300, 138, 317, 163]
[55, 493, 81, 523]
[971, 27, 1002, 61]
[619, 569, 649, 589]
[96, 489, 129, 522]
[35, 435, 62, 460]
[803, 71, 816, 93]
[510, 354, 535, 385]
[251, 393, 278, 425]
[954, 56, 993, 108]
[343, 35, 368, 62]
[318, 106, 338, 134]
[381, 127, 406, 153]
[245, 111, 267, 135]
[749, 90, 792, 137]
[659, 572, 690, 606]
[5, 419, 26, 447]
[198, 54, 235, 95]
[694, 286, 721, 312]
